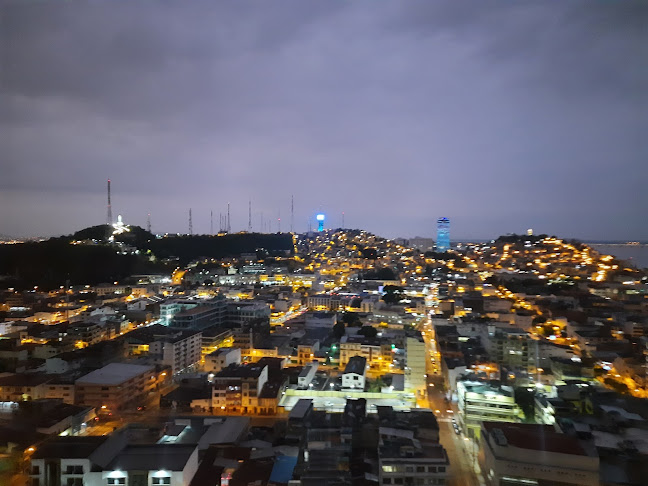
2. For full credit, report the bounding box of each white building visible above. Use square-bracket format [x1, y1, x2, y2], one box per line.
[341, 356, 367, 390]
[404, 334, 426, 397]
[150, 330, 202, 375]
[30, 435, 199, 486]
[456, 380, 522, 438]
[204, 347, 241, 374]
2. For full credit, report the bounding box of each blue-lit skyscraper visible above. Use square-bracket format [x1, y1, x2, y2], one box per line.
[316, 213, 325, 232]
[436, 217, 450, 252]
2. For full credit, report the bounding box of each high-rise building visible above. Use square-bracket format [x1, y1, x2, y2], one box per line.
[436, 217, 450, 252]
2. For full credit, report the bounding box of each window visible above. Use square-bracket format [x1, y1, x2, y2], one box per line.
[31, 466, 40, 475]
[438, 467, 445, 473]
[66, 465, 84, 474]
[416, 466, 425, 473]
[152, 478, 171, 485]
[107, 479, 126, 485]
[67, 479, 83, 486]
[406, 466, 414, 473]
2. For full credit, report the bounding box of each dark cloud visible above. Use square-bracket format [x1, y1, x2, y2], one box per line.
[1, 0, 646, 240]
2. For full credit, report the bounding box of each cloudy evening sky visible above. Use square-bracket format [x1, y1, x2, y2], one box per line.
[1, 0, 646, 240]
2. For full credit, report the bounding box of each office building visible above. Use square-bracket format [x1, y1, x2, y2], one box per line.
[436, 217, 450, 252]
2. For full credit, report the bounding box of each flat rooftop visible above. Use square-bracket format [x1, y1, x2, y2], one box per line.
[483, 422, 589, 456]
[76, 362, 154, 385]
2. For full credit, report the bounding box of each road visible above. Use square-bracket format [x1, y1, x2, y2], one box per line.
[419, 313, 485, 486]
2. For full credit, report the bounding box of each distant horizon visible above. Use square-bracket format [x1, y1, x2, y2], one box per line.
[2, 224, 646, 246]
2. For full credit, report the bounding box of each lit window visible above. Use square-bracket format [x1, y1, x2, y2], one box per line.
[152, 478, 171, 485]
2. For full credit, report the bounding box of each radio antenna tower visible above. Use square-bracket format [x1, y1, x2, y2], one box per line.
[147, 213, 151, 233]
[290, 195, 294, 233]
[278, 211, 281, 233]
[342, 211, 345, 229]
[106, 179, 113, 225]
[227, 203, 231, 233]
[248, 199, 252, 232]
[210, 210, 214, 235]
[189, 208, 193, 235]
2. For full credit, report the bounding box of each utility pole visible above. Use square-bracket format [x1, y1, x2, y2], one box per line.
[189, 208, 193, 235]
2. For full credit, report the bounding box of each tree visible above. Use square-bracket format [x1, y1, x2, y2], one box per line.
[382, 285, 404, 305]
[333, 322, 346, 339]
[342, 312, 362, 327]
[357, 326, 378, 339]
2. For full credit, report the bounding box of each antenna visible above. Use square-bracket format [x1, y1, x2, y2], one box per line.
[278, 212, 281, 233]
[342, 211, 345, 229]
[227, 202, 231, 233]
[189, 208, 193, 235]
[147, 213, 151, 233]
[210, 210, 214, 235]
[260, 212, 264, 234]
[248, 199, 252, 232]
[106, 179, 113, 225]
[291, 195, 294, 233]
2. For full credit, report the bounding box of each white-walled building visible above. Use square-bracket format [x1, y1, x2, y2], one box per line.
[204, 347, 241, 374]
[342, 356, 367, 390]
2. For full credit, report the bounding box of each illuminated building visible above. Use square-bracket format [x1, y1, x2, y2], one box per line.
[316, 213, 325, 232]
[436, 217, 450, 252]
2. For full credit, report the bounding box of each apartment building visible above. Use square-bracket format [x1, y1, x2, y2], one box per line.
[75, 363, 168, 410]
[149, 329, 202, 375]
[211, 363, 268, 414]
[456, 380, 522, 439]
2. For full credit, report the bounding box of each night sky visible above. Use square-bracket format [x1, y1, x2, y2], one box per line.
[1, 1, 646, 240]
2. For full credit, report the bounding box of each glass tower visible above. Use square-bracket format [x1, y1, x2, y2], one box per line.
[436, 217, 450, 252]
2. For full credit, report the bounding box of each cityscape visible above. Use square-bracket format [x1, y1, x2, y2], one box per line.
[1, 2, 646, 486]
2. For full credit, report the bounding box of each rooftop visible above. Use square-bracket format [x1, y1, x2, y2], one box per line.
[76, 362, 154, 385]
[32, 436, 109, 459]
[108, 444, 197, 471]
[483, 422, 589, 456]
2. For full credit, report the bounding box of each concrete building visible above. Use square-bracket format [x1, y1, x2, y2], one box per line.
[483, 325, 533, 371]
[75, 363, 168, 410]
[297, 362, 319, 389]
[404, 333, 426, 397]
[211, 363, 269, 414]
[456, 380, 522, 438]
[227, 301, 270, 326]
[204, 347, 241, 373]
[149, 329, 202, 375]
[480, 422, 599, 486]
[339, 335, 392, 373]
[342, 356, 367, 390]
[379, 434, 449, 486]
[29, 435, 199, 486]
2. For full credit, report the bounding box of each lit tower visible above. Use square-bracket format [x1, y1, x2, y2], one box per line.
[316, 213, 326, 232]
[106, 179, 113, 225]
[436, 217, 450, 252]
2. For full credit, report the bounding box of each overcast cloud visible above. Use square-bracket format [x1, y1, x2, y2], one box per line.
[1, 0, 646, 240]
